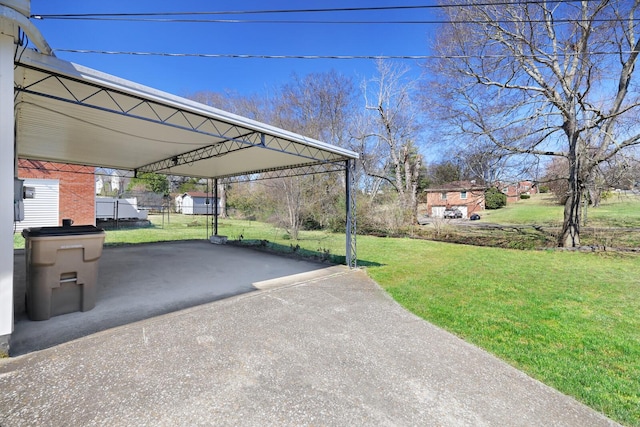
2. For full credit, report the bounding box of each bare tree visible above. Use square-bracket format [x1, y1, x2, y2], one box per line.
[355, 60, 424, 223]
[600, 150, 640, 191]
[188, 72, 357, 235]
[430, 0, 640, 247]
[278, 70, 357, 146]
[543, 157, 571, 205]
[268, 71, 357, 236]
[259, 177, 303, 240]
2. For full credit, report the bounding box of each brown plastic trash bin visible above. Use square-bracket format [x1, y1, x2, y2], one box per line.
[22, 225, 105, 321]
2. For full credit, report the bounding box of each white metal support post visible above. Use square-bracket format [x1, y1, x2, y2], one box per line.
[214, 178, 218, 236]
[0, 21, 15, 355]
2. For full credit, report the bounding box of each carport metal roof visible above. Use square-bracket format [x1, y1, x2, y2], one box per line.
[12, 47, 358, 270]
[14, 48, 358, 179]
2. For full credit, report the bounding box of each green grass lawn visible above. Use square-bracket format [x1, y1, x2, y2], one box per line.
[480, 193, 565, 225]
[13, 215, 346, 257]
[474, 193, 640, 248]
[12, 212, 640, 425]
[480, 192, 640, 228]
[587, 193, 640, 228]
[359, 237, 639, 426]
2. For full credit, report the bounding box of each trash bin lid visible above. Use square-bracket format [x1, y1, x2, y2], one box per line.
[22, 225, 105, 237]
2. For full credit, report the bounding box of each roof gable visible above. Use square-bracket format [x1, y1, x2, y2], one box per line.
[183, 192, 210, 198]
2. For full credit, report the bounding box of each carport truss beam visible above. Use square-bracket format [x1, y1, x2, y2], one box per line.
[135, 131, 260, 175]
[220, 161, 347, 182]
[15, 66, 347, 171]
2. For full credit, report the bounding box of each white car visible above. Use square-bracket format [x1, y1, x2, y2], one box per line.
[443, 208, 463, 219]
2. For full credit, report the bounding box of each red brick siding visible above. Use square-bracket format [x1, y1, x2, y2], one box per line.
[18, 160, 96, 226]
[501, 181, 538, 204]
[425, 189, 485, 218]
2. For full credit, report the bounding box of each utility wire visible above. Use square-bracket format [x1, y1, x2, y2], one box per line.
[30, 17, 639, 24]
[53, 49, 634, 60]
[30, 1, 593, 20]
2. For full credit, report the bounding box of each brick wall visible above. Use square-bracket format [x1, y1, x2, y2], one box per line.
[425, 189, 485, 218]
[18, 160, 96, 226]
[500, 181, 538, 204]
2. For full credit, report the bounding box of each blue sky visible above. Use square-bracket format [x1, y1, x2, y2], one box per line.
[29, 1, 439, 97]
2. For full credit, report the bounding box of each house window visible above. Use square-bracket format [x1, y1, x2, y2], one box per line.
[440, 192, 447, 200]
[460, 191, 467, 199]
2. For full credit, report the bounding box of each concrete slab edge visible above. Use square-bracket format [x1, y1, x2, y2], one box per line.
[252, 265, 350, 290]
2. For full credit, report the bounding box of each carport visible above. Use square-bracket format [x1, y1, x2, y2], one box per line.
[0, 2, 358, 354]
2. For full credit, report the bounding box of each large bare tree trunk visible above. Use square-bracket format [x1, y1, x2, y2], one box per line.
[218, 182, 227, 219]
[402, 144, 421, 224]
[560, 156, 582, 247]
[559, 122, 584, 247]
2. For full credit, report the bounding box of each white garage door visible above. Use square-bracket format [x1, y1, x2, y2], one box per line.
[15, 178, 59, 232]
[456, 206, 468, 218]
[432, 206, 446, 218]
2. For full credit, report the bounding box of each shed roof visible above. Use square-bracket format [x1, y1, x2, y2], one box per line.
[181, 192, 210, 198]
[14, 48, 357, 179]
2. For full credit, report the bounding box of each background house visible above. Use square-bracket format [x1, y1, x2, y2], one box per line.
[16, 160, 96, 231]
[175, 192, 220, 215]
[499, 180, 538, 203]
[422, 181, 487, 218]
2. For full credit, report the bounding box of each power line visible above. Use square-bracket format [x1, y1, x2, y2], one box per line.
[30, 17, 639, 25]
[30, 1, 592, 20]
[53, 49, 634, 60]
[54, 50, 432, 59]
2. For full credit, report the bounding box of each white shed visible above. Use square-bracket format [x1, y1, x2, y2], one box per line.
[178, 192, 219, 215]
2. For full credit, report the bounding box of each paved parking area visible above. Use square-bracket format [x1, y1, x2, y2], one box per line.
[2, 241, 618, 426]
[11, 241, 334, 355]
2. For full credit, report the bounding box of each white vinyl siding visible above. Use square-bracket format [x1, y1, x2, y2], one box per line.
[182, 196, 217, 215]
[15, 178, 59, 232]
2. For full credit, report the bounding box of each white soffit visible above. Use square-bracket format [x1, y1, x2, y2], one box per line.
[14, 48, 357, 178]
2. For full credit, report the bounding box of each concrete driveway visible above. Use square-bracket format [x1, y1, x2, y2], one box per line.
[2, 242, 618, 426]
[11, 241, 336, 355]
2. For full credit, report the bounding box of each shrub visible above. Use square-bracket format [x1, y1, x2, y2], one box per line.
[539, 185, 550, 193]
[485, 187, 507, 209]
[520, 194, 531, 199]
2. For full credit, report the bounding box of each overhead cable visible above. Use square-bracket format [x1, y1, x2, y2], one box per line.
[53, 49, 634, 60]
[29, 17, 639, 24]
[30, 0, 596, 20]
